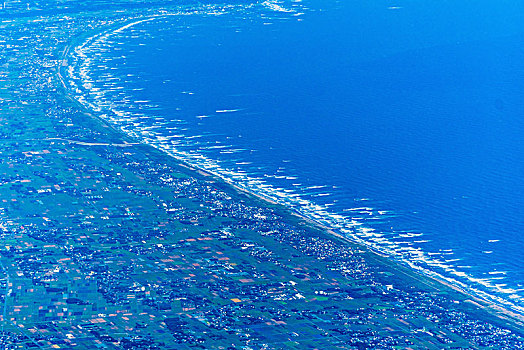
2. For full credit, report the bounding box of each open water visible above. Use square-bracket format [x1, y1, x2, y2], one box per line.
[67, 0, 524, 314]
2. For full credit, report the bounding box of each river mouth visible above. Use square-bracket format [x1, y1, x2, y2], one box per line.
[63, 1, 524, 316]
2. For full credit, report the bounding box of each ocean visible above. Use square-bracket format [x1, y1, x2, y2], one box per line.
[66, 0, 524, 314]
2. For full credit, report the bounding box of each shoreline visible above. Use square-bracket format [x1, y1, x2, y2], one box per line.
[57, 11, 524, 333]
[150, 148, 524, 330]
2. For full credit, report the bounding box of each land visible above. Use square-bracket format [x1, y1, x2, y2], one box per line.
[0, 1, 523, 349]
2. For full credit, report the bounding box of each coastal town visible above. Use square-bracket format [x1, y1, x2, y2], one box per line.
[0, 0, 523, 348]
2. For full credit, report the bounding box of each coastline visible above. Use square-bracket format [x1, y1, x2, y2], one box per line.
[57, 12, 524, 334]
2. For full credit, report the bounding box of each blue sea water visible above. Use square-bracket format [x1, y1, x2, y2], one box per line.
[68, 0, 524, 313]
